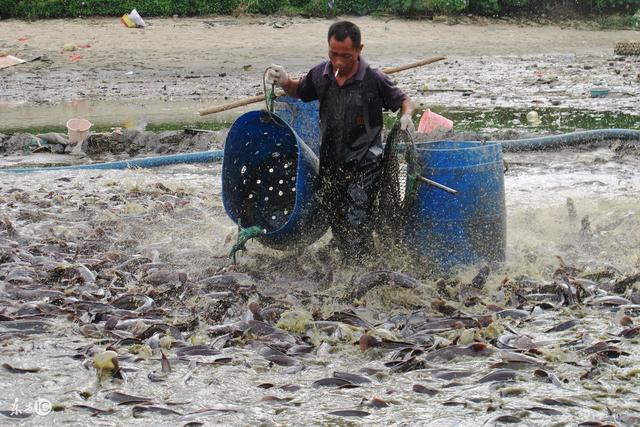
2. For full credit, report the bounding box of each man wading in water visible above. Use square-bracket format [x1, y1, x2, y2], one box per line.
[266, 20, 415, 261]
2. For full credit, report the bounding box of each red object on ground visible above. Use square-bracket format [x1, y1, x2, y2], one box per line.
[18, 37, 29, 42]
[69, 54, 83, 62]
[417, 109, 454, 134]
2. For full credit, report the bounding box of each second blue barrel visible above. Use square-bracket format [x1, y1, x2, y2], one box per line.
[404, 141, 506, 271]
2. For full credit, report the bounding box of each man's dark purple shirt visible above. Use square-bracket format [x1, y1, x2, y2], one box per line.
[295, 57, 407, 170]
[296, 57, 407, 112]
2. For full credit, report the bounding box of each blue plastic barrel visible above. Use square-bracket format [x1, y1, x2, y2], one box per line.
[222, 109, 327, 250]
[404, 141, 506, 271]
[273, 96, 321, 156]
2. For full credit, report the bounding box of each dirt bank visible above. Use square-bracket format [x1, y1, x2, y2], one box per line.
[1, 16, 639, 128]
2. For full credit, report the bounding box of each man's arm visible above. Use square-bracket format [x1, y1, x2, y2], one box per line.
[281, 77, 301, 99]
[399, 97, 415, 133]
[267, 63, 319, 102]
[400, 98, 414, 118]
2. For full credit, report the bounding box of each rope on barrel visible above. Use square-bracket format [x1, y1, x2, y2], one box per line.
[229, 223, 266, 263]
[262, 67, 277, 114]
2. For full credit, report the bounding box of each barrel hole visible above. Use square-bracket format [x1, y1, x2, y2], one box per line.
[264, 197, 269, 201]
[278, 191, 283, 196]
[269, 168, 274, 173]
[256, 179, 261, 184]
[278, 180, 284, 184]
[241, 165, 247, 175]
[269, 186, 273, 191]
[248, 194, 253, 199]
[284, 210, 289, 215]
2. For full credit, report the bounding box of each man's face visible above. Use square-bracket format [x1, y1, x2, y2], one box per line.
[328, 36, 362, 76]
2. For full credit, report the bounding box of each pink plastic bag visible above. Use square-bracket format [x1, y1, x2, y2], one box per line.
[418, 109, 453, 134]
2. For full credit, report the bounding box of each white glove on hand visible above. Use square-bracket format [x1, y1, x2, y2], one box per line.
[400, 113, 415, 134]
[265, 64, 288, 87]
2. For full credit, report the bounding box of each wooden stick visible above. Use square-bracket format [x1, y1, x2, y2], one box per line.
[198, 55, 446, 116]
[380, 56, 445, 74]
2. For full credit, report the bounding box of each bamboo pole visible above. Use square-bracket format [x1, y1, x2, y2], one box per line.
[198, 56, 445, 116]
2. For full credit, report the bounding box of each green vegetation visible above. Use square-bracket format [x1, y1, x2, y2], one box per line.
[2, 120, 232, 136]
[4, 108, 639, 136]
[0, 0, 639, 19]
[425, 107, 640, 133]
[382, 107, 640, 133]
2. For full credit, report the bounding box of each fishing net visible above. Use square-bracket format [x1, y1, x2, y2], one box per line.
[374, 123, 422, 244]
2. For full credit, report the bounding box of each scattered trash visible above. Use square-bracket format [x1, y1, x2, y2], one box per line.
[0, 55, 26, 69]
[76, 44, 92, 49]
[121, 9, 146, 28]
[417, 109, 453, 134]
[66, 118, 93, 148]
[69, 54, 83, 62]
[22, 138, 49, 154]
[243, 64, 253, 71]
[17, 37, 29, 42]
[526, 111, 542, 126]
[590, 88, 610, 98]
[63, 43, 76, 52]
[37, 132, 70, 146]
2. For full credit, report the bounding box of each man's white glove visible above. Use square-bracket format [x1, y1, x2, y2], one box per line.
[400, 113, 415, 134]
[265, 64, 288, 88]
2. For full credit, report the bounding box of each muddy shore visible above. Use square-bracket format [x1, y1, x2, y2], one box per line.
[1, 16, 639, 129]
[1, 16, 640, 427]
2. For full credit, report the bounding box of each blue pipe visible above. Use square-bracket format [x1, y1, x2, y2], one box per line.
[496, 129, 640, 152]
[0, 150, 224, 173]
[1, 129, 638, 174]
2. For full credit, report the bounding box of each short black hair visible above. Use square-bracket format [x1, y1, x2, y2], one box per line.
[327, 21, 361, 48]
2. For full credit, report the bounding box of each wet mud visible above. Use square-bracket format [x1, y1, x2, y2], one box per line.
[1, 143, 639, 425]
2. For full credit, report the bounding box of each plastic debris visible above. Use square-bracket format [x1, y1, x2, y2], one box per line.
[121, 9, 146, 28]
[526, 111, 541, 126]
[417, 109, 453, 134]
[0, 55, 26, 69]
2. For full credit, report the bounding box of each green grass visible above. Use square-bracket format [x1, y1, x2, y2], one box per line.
[403, 107, 640, 133]
[2, 120, 232, 136]
[4, 108, 638, 136]
[594, 14, 640, 29]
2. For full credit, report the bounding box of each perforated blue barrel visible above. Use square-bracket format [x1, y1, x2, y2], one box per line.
[222, 109, 327, 250]
[273, 96, 321, 156]
[404, 141, 506, 271]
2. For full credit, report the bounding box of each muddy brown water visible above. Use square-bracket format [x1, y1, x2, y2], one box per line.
[0, 142, 639, 425]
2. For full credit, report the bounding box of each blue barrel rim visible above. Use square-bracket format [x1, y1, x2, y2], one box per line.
[415, 140, 502, 151]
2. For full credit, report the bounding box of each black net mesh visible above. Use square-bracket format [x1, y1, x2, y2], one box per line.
[374, 123, 422, 244]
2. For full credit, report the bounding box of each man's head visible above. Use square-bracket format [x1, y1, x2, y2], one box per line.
[327, 21, 363, 77]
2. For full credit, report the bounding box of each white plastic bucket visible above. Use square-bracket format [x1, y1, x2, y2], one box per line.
[66, 118, 93, 144]
[417, 109, 453, 134]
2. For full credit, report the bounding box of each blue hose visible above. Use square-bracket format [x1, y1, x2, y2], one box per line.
[497, 129, 640, 152]
[1, 129, 638, 174]
[0, 150, 224, 173]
